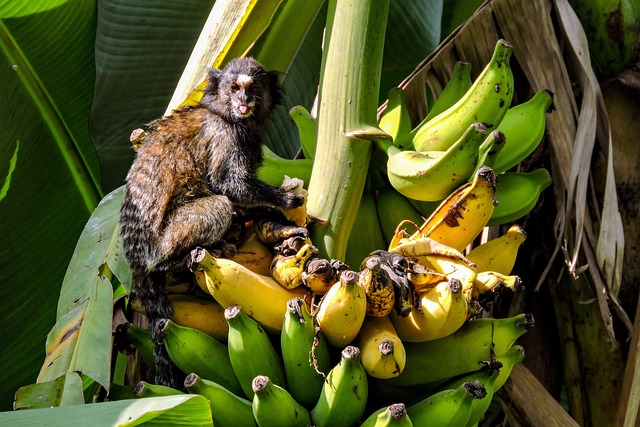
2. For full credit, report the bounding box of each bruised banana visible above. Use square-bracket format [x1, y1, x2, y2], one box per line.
[168, 294, 228, 342]
[159, 318, 243, 396]
[357, 315, 406, 379]
[270, 243, 318, 289]
[225, 305, 286, 399]
[410, 166, 498, 252]
[251, 375, 311, 427]
[227, 233, 274, 277]
[311, 346, 369, 427]
[258, 145, 312, 186]
[361, 403, 414, 427]
[184, 373, 256, 427]
[488, 168, 552, 226]
[493, 89, 554, 174]
[254, 218, 309, 244]
[407, 381, 487, 427]
[390, 279, 469, 342]
[406, 262, 447, 292]
[301, 257, 337, 295]
[316, 270, 367, 347]
[387, 313, 534, 387]
[190, 248, 307, 334]
[390, 236, 474, 268]
[289, 105, 317, 159]
[379, 87, 413, 144]
[473, 271, 523, 300]
[359, 255, 396, 317]
[280, 298, 332, 407]
[386, 123, 487, 201]
[466, 224, 527, 274]
[413, 39, 514, 152]
[280, 175, 309, 227]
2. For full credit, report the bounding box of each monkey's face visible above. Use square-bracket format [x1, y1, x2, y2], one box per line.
[224, 74, 262, 120]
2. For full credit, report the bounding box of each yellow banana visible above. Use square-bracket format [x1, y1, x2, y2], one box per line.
[488, 168, 552, 226]
[493, 89, 554, 174]
[301, 257, 338, 295]
[270, 243, 318, 289]
[412, 39, 514, 152]
[379, 87, 413, 144]
[357, 315, 406, 379]
[474, 270, 523, 295]
[385, 123, 487, 201]
[168, 294, 228, 342]
[410, 166, 498, 252]
[406, 262, 447, 292]
[390, 279, 469, 342]
[226, 233, 275, 277]
[280, 175, 309, 227]
[390, 236, 474, 267]
[426, 255, 478, 302]
[315, 270, 367, 347]
[358, 255, 396, 317]
[466, 224, 526, 274]
[190, 248, 307, 334]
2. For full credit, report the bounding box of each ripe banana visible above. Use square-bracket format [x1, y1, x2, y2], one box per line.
[386, 123, 488, 201]
[254, 219, 309, 244]
[134, 381, 183, 398]
[258, 145, 312, 186]
[168, 294, 228, 342]
[406, 381, 487, 426]
[386, 313, 534, 387]
[251, 375, 312, 427]
[280, 175, 309, 227]
[379, 87, 412, 144]
[361, 403, 414, 427]
[270, 243, 318, 289]
[488, 168, 552, 226]
[390, 279, 469, 342]
[310, 346, 369, 427]
[159, 318, 243, 396]
[315, 270, 367, 347]
[357, 315, 406, 379]
[359, 255, 396, 317]
[190, 248, 307, 334]
[493, 89, 554, 174]
[225, 305, 286, 399]
[345, 179, 388, 268]
[466, 224, 526, 274]
[473, 129, 506, 177]
[474, 270, 523, 295]
[409, 166, 498, 252]
[226, 233, 275, 277]
[390, 236, 473, 266]
[406, 262, 447, 292]
[289, 105, 317, 159]
[426, 255, 478, 301]
[412, 39, 514, 152]
[280, 298, 332, 407]
[184, 373, 256, 427]
[301, 257, 337, 295]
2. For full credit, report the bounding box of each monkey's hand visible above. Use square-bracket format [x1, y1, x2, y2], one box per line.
[280, 187, 305, 210]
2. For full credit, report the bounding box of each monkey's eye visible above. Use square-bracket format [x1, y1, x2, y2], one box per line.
[230, 83, 240, 92]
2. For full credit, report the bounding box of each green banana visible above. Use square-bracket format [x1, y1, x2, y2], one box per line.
[159, 318, 243, 396]
[385, 123, 488, 201]
[310, 346, 369, 427]
[289, 105, 317, 159]
[116, 322, 156, 369]
[345, 177, 388, 268]
[386, 313, 534, 387]
[251, 375, 312, 427]
[472, 129, 506, 178]
[379, 87, 413, 145]
[225, 305, 287, 399]
[406, 381, 487, 427]
[134, 381, 183, 398]
[280, 297, 332, 407]
[361, 403, 414, 427]
[184, 373, 256, 427]
[258, 145, 313, 186]
[488, 168, 552, 226]
[412, 39, 514, 152]
[493, 89, 554, 174]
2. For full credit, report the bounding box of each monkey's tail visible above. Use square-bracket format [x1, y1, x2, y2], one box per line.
[133, 269, 184, 388]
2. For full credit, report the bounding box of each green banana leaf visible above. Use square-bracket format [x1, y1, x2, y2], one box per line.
[0, 394, 213, 426]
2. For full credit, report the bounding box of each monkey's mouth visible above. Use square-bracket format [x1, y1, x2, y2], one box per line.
[236, 104, 253, 118]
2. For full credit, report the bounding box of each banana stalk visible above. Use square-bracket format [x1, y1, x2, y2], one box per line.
[307, 0, 391, 261]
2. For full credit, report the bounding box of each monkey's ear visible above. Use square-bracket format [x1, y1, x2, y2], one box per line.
[207, 68, 224, 92]
[267, 70, 285, 106]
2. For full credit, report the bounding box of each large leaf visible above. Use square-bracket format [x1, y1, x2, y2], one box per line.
[0, 0, 101, 411]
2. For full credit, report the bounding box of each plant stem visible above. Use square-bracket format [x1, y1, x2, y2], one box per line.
[307, 0, 390, 261]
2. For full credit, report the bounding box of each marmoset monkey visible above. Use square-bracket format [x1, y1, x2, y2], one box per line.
[119, 57, 304, 387]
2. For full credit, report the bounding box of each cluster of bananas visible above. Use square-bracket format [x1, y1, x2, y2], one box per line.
[112, 37, 553, 426]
